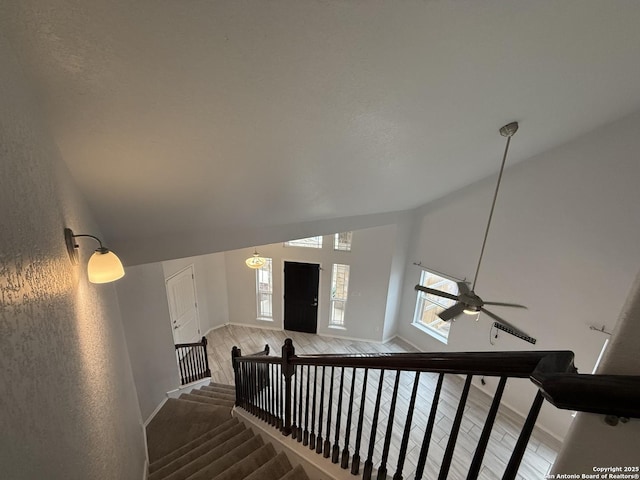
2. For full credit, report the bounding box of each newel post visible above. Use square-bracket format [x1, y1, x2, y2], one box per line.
[281, 338, 295, 436]
[232, 346, 242, 406]
[202, 337, 211, 378]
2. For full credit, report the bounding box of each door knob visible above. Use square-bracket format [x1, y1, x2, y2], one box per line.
[173, 325, 179, 330]
[311, 302, 318, 307]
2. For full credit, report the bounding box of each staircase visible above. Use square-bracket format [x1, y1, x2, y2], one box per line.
[146, 382, 310, 480]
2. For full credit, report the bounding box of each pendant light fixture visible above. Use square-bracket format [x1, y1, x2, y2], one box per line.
[245, 249, 266, 269]
[64, 228, 125, 283]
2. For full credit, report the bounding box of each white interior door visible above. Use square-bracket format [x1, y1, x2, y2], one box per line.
[166, 265, 201, 345]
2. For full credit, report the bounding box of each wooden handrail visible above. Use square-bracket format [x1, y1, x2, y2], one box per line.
[231, 340, 640, 480]
[532, 373, 640, 418]
[291, 350, 576, 378]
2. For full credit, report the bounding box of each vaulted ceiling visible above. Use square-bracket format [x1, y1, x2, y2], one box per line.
[3, 1, 640, 264]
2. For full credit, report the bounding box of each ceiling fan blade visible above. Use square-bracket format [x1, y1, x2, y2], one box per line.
[480, 307, 527, 335]
[456, 281, 470, 295]
[438, 302, 466, 321]
[414, 285, 459, 302]
[483, 301, 527, 309]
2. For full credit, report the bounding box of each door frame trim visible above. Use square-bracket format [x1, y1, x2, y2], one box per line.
[281, 259, 323, 334]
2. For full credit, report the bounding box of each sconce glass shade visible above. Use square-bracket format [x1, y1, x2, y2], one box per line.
[245, 250, 266, 269]
[87, 249, 125, 283]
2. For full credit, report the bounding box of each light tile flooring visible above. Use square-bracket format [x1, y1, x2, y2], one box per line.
[206, 325, 561, 480]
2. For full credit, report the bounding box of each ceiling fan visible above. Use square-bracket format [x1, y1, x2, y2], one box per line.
[414, 122, 527, 333]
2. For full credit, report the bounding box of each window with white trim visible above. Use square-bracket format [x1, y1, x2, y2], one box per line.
[330, 264, 350, 326]
[412, 270, 459, 343]
[256, 258, 273, 319]
[333, 232, 353, 251]
[284, 236, 323, 248]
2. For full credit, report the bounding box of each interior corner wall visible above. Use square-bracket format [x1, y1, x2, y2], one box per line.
[395, 111, 640, 439]
[116, 263, 180, 421]
[382, 212, 413, 342]
[0, 36, 145, 479]
[162, 252, 230, 335]
[224, 224, 398, 343]
[552, 266, 640, 473]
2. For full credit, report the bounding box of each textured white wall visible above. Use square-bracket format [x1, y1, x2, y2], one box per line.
[0, 36, 145, 479]
[552, 267, 640, 473]
[117, 263, 180, 421]
[224, 225, 397, 343]
[395, 112, 640, 439]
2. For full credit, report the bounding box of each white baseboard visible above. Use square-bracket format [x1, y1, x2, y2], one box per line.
[144, 397, 169, 428]
[203, 323, 227, 337]
[166, 376, 212, 399]
[392, 333, 423, 351]
[233, 407, 355, 480]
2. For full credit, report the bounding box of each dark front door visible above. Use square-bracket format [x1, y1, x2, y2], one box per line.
[284, 261, 320, 333]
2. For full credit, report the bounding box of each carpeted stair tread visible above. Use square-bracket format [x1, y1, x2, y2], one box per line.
[279, 464, 311, 480]
[209, 382, 236, 391]
[243, 451, 293, 480]
[184, 435, 265, 480]
[149, 423, 248, 480]
[147, 398, 233, 461]
[190, 389, 236, 402]
[209, 443, 277, 480]
[149, 418, 239, 473]
[158, 429, 258, 480]
[198, 386, 236, 398]
[179, 392, 235, 407]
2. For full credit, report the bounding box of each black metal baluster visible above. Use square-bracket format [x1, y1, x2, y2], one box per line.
[278, 363, 283, 431]
[292, 365, 298, 439]
[270, 363, 276, 426]
[341, 367, 357, 469]
[297, 364, 304, 442]
[393, 372, 421, 480]
[467, 376, 507, 479]
[188, 347, 196, 382]
[316, 366, 326, 454]
[310, 365, 318, 450]
[303, 365, 311, 445]
[363, 369, 385, 480]
[502, 391, 545, 480]
[324, 366, 335, 458]
[377, 370, 401, 480]
[415, 373, 444, 480]
[332, 367, 345, 463]
[351, 368, 369, 475]
[438, 375, 473, 480]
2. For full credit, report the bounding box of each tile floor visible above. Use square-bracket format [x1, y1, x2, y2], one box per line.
[205, 325, 562, 480]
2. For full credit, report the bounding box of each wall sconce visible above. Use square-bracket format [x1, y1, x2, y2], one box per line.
[64, 228, 125, 283]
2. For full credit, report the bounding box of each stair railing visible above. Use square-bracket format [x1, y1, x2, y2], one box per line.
[175, 336, 211, 385]
[232, 340, 640, 480]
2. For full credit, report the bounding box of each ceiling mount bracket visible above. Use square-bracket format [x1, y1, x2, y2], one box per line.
[499, 122, 519, 137]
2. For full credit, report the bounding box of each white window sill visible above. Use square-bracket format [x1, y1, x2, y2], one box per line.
[411, 322, 448, 345]
[257, 317, 274, 322]
[328, 325, 347, 331]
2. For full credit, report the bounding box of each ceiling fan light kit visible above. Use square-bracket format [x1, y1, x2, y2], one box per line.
[414, 121, 533, 341]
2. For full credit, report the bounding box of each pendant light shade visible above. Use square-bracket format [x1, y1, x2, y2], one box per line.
[245, 249, 266, 269]
[87, 249, 125, 283]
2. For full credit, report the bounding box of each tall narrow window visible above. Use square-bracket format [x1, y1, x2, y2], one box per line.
[256, 258, 273, 320]
[333, 232, 353, 251]
[284, 236, 323, 248]
[330, 264, 350, 326]
[412, 270, 459, 343]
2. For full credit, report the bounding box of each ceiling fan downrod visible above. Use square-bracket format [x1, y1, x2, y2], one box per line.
[471, 122, 519, 291]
